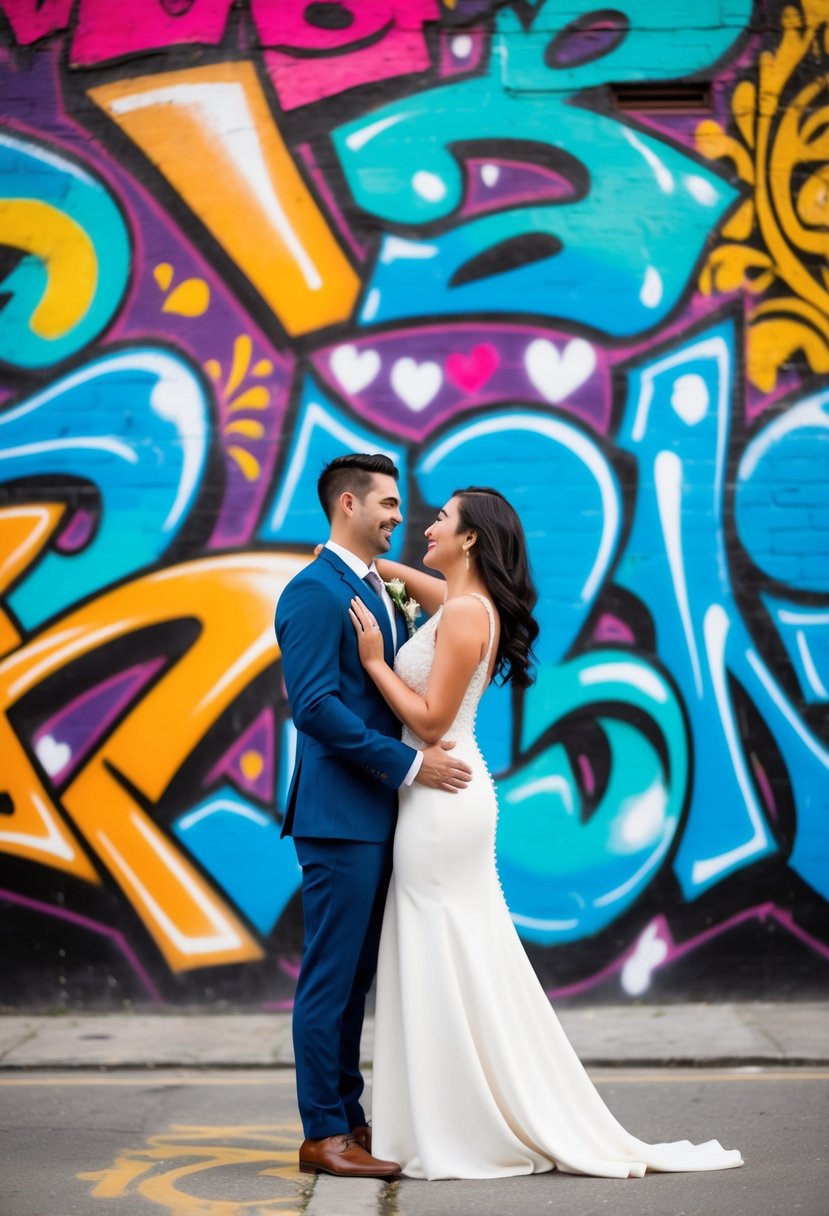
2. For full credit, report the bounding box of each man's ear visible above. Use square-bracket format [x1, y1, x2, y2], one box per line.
[339, 491, 355, 517]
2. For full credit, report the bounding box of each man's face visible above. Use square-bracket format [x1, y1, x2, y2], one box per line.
[348, 473, 402, 557]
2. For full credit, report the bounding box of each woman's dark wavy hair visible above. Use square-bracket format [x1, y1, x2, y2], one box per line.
[453, 486, 539, 690]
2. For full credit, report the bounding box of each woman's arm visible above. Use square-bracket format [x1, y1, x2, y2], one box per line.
[276, 577, 418, 783]
[374, 558, 446, 618]
[349, 595, 489, 743]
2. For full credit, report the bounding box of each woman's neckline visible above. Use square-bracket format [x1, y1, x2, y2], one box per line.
[442, 590, 494, 607]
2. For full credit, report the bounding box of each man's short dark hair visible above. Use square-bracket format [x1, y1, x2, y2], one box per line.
[317, 453, 399, 521]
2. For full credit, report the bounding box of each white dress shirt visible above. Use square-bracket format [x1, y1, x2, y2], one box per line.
[325, 541, 423, 787]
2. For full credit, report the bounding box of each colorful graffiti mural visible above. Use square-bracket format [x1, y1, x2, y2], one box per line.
[1, 0, 827, 1008]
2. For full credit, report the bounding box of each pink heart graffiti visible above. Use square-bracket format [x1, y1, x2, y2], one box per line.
[445, 342, 500, 393]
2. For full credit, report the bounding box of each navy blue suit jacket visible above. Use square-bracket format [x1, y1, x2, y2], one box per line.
[275, 547, 416, 842]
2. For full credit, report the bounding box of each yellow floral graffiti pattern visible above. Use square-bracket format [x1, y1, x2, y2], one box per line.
[697, 0, 829, 391]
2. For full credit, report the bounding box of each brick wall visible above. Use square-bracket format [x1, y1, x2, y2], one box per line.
[1, 0, 827, 1008]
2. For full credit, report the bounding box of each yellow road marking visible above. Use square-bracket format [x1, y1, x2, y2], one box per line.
[0, 1072, 298, 1087]
[589, 1070, 829, 1082]
[0, 1069, 826, 1087]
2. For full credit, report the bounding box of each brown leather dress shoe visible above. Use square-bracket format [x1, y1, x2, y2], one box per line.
[351, 1124, 371, 1152]
[298, 1133, 399, 1178]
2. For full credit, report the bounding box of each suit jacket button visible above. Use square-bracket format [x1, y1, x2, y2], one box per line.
[380, 773, 388, 781]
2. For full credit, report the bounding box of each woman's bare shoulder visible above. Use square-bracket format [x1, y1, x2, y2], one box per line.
[440, 594, 493, 630]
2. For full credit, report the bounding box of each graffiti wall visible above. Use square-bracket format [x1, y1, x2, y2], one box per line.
[1, 0, 827, 1009]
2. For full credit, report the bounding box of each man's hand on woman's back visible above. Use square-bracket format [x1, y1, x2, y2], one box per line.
[415, 741, 472, 792]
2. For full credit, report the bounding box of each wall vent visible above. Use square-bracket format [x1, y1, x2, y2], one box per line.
[610, 82, 712, 112]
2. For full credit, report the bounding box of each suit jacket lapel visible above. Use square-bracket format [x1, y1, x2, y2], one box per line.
[320, 548, 396, 664]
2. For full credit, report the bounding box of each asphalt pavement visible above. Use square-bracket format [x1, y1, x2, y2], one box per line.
[1, 1003, 827, 1216]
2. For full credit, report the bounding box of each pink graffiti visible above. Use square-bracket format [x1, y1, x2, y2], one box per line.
[0, 888, 164, 1003]
[446, 343, 500, 393]
[33, 661, 165, 784]
[314, 323, 612, 442]
[260, 953, 301, 1009]
[71, 0, 234, 65]
[593, 613, 636, 644]
[437, 24, 488, 79]
[0, 0, 72, 44]
[576, 753, 596, 798]
[6, 0, 440, 97]
[546, 907, 829, 1001]
[258, 0, 440, 110]
[204, 706, 277, 803]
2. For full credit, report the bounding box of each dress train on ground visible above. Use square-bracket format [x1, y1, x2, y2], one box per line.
[371, 595, 743, 1180]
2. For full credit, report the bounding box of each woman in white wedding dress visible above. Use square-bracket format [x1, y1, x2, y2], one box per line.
[349, 487, 743, 1182]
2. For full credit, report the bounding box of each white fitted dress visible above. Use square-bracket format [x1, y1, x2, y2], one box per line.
[371, 594, 743, 1180]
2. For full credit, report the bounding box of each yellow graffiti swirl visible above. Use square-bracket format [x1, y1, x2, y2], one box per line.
[696, 0, 829, 391]
[0, 199, 98, 338]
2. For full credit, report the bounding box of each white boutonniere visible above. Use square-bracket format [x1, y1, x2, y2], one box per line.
[385, 577, 421, 638]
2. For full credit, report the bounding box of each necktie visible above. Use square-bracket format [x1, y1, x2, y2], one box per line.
[363, 570, 385, 600]
[363, 570, 397, 653]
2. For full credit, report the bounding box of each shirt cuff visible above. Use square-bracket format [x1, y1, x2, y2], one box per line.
[401, 750, 423, 787]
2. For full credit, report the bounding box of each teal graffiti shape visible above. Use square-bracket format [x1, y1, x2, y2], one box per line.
[1, 347, 211, 628]
[173, 786, 302, 937]
[415, 404, 622, 773]
[0, 131, 130, 369]
[735, 389, 829, 593]
[761, 597, 829, 706]
[615, 315, 829, 902]
[415, 407, 621, 667]
[501, 0, 753, 93]
[258, 371, 407, 555]
[333, 0, 744, 335]
[496, 651, 688, 944]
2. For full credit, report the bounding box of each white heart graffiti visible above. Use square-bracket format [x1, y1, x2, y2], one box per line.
[330, 344, 381, 394]
[524, 337, 597, 404]
[390, 357, 443, 412]
[35, 734, 72, 777]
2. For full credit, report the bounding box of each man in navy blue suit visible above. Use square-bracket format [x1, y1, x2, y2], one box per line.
[275, 453, 472, 1178]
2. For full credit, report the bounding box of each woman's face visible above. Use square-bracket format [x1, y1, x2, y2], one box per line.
[423, 496, 466, 572]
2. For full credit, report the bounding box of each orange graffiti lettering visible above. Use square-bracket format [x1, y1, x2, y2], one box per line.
[1, 551, 306, 971]
[90, 63, 361, 337]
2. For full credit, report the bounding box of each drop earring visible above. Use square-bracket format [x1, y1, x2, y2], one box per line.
[464, 546, 471, 570]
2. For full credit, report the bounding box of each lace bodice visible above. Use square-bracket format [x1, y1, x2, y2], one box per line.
[394, 593, 496, 748]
